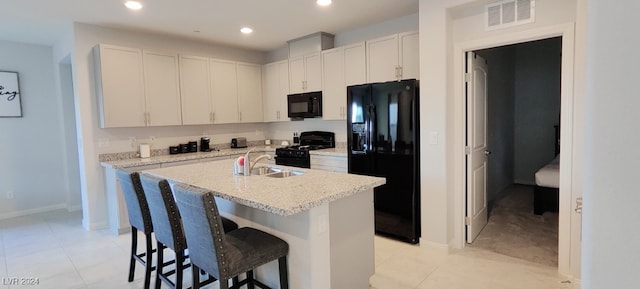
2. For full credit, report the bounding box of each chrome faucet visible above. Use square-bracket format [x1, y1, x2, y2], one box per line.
[243, 148, 273, 176]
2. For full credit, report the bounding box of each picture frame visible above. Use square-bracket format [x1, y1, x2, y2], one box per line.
[0, 71, 22, 117]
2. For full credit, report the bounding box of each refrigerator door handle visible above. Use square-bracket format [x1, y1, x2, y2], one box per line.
[369, 104, 376, 152]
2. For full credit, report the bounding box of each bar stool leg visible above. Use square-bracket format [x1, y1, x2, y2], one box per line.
[143, 233, 153, 289]
[175, 251, 185, 289]
[155, 242, 164, 289]
[278, 256, 289, 289]
[247, 270, 255, 289]
[128, 228, 138, 282]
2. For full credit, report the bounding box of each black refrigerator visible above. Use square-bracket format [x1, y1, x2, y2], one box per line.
[347, 79, 420, 244]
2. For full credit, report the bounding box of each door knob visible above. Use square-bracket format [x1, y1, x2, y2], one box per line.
[484, 150, 492, 156]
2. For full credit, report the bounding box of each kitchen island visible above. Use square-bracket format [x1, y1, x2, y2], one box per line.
[144, 158, 384, 289]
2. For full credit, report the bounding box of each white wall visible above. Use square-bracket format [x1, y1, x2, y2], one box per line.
[70, 23, 269, 229]
[513, 38, 561, 184]
[583, 0, 640, 288]
[419, 0, 579, 242]
[0, 40, 70, 218]
[420, 0, 584, 279]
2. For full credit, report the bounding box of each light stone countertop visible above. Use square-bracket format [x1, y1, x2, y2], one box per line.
[100, 146, 277, 169]
[100, 146, 347, 169]
[143, 158, 384, 216]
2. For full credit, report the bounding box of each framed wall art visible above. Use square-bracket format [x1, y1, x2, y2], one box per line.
[0, 71, 22, 117]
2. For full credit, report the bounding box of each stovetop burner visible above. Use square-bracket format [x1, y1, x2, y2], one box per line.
[275, 131, 335, 168]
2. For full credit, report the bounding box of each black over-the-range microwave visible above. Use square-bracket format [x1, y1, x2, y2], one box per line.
[287, 91, 322, 119]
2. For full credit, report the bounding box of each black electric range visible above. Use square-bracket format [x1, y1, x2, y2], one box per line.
[275, 131, 335, 168]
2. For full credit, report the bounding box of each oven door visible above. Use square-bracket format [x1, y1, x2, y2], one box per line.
[275, 156, 311, 169]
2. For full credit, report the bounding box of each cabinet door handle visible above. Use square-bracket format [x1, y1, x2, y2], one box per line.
[239, 111, 242, 121]
[211, 112, 215, 123]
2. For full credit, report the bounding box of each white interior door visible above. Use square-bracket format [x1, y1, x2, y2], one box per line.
[466, 52, 489, 243]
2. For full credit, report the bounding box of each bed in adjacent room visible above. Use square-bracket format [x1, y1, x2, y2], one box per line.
[534, 154, 559, 214]
[533, 124, 560, 215]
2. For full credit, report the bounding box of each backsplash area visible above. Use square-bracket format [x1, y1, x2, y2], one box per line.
[97, 119, 347, 162]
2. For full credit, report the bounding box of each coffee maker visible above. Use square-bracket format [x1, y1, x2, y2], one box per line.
[200, 137, 212, 152]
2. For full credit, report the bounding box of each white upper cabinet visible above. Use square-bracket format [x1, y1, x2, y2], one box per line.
[94, 44, 146, 128]
[94, 44, 182, 128]
[179, 55, 212, 125]
[263, 60, 290, 122]
[399, 31, 419, 80]
[237, 62, 263, 123]
[322, 47, 345, 120]
[322, 42, 366, 120]
[366, 31, 419, 82]
[344, 43, 367, 86]
[289, 52, 322, 93]
[142, 50, 182, 126]
[210, 59, 239, 124]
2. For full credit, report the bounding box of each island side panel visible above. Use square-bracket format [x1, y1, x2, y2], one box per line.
[216, 198, 331, 289]
[103, 166, 131, 234]
[329, 188, 375, 288]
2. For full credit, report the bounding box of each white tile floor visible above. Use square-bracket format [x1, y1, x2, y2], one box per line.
[0, 210, 578, 289]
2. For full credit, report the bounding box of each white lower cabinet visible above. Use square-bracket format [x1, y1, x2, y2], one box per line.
[310, 154, 347, 173]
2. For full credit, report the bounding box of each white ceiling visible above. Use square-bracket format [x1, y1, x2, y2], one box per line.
[1, 0, 419, 51]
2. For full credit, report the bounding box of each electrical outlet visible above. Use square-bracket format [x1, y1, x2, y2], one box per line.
[6, 190, 14, 199]
[129, 137, 136, 148]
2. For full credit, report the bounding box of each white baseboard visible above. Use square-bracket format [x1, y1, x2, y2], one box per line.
[67, 204, 83, 212]
[82, 219, 109, 231]
[419, 239, 451, 254]
[0, 204, 67, 220]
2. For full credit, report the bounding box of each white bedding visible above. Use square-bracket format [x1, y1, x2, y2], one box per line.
[535, 154, 560, 188]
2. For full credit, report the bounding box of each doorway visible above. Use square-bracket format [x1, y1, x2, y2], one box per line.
[465, 37, 562, 267]
[453, 23, 577, 277]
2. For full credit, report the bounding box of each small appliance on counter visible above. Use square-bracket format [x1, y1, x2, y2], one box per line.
[170, 140, 201, 154]
[139, 144, 151, 158]
[230, 137, 247, 148]
[200, 137, 212, 152]
[179, 143, 189, 153]
[188, 141, 198, 152]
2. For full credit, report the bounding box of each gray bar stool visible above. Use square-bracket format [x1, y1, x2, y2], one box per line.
[116, 170, 155, 289]
[173, 183, 289, 289]
[140, 173, 239, 289]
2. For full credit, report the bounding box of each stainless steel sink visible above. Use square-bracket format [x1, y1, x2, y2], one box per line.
[251, 166, 304, 178]
[251, 166, 279, 175]
[264, 170, 304, 178]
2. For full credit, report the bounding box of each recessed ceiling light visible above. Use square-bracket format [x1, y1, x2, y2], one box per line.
[124, 1, 143, 10]
[240, 27, 253, 34]
[317, 0, 332, 6]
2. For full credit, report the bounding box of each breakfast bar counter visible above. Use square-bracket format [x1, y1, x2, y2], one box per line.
[144, 158, 384, 289]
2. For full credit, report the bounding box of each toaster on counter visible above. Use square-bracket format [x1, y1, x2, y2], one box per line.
[230, 137, 247, 148]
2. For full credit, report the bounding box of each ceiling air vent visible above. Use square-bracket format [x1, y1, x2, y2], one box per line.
[485, 0, 535, 31]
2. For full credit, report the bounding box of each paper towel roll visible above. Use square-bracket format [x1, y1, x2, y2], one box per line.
[140, 144, 150, 158]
